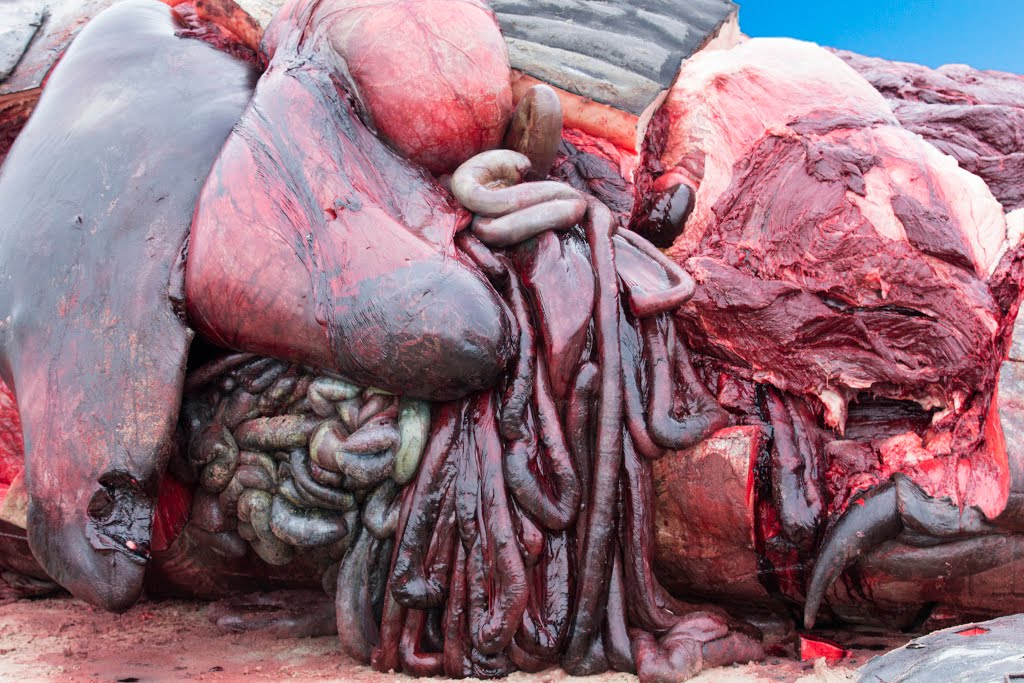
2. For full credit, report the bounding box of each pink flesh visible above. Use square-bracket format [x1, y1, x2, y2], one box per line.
[648, 38, 1022, 518]
[836, 49, 1024, 212]
[263, 0, 512, 175]
[186, 0, 513, 400]
[0, 381, 22, 497]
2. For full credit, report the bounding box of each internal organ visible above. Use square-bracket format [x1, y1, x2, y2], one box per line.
[187, 1, 766, 674]
[263, 0, 514, 175]
[186, 0, 515, 401]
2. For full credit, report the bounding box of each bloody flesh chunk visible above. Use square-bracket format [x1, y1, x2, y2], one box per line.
[836, 49, 1024, 212]
[650, 38, 1020, 521]
[642, 37, 1024, 627]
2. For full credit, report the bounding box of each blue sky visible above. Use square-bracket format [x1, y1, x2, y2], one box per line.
[738, 0, 1024, 74]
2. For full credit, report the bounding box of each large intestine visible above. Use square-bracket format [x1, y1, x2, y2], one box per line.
[357, 87, 763, 679]
[176, 82, 762, 679]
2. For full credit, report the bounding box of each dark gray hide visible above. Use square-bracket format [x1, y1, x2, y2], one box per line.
[490, 0, 738, 114]
[858, 614, 1024, 682]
